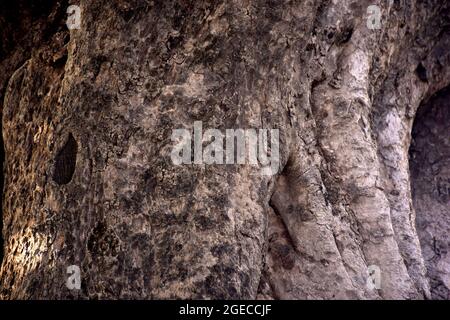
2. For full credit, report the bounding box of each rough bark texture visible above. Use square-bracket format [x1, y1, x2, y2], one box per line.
[0, 0, 449, 299]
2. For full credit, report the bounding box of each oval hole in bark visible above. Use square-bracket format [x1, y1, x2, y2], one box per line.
[416, 62, 428, 82]
[53, 133, 77, 185]
[410, 85, 450, 299]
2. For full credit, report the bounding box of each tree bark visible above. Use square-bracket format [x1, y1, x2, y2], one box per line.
[0, 0, 449, 299]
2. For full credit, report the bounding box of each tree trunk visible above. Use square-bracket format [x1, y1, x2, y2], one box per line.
[0, 0, 449, 299]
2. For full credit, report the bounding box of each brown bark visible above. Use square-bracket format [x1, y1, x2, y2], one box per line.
[0, 0, 449, 299]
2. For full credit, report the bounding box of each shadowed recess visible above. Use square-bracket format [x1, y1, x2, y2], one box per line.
[410, 85, 450, 300]
[53, 133, 78, 185]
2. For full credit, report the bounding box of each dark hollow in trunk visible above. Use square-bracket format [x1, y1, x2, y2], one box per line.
[410, 86, 450, 300]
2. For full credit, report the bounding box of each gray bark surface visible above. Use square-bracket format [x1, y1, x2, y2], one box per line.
[0, 0, 449, 299]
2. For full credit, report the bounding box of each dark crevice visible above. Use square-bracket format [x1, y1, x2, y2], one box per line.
[410, 85, 450, 300]
[416, 62, 428, 82]
[53, 133, 78, 185]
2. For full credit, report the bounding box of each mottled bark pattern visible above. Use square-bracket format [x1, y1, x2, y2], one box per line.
[0, 0, 449, 299]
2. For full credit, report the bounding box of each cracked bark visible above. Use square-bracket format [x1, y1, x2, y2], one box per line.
[0, 0, 449, 299]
